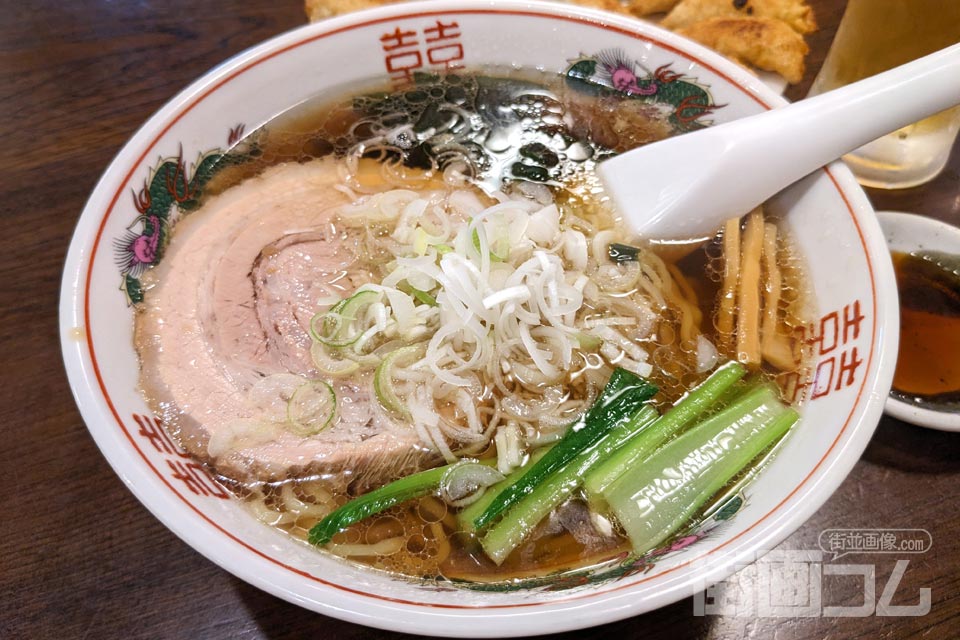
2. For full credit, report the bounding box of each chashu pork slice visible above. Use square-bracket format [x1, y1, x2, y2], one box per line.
[135, 159, 433, 489]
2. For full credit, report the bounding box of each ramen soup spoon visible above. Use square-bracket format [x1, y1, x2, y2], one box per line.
[599, 43, 960, 240]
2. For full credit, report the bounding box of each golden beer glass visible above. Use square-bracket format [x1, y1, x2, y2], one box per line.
[809, 0, 960, 188]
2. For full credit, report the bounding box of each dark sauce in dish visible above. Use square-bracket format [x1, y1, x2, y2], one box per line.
[891, 250, 960, 409]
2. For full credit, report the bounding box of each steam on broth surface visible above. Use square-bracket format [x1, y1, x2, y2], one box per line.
[135, 69, 810, 584]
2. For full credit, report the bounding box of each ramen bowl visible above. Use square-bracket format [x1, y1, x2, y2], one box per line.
[60, 1, 898, 635]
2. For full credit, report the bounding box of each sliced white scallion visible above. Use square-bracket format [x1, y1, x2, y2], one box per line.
[697, 335, 720, 373]
[301, 185, 664, 465]
[249, 373, 305, 423]
[562, 229, 588, 271]
[207, 419, 277, 458]
[584, 316, 638, 328]
[339, 189, 421, 223]
[310, 289, 380, 347]
[287, 380, 337, 437]
[482, 285, 530, 310]
[617, 357, 654, 378]
[439, 461, 505, 507]
[373, 343, 427, 417]
[526, 204, 560, 244]
[391, 198, 430, 245]
[575, 332, 603, 350]
[494, 423, 525, 474]
[310, 341, 361, 377]
[382, 288, 421, 340]
[593, 324, 649, 363]
[519, 322, 560, 381]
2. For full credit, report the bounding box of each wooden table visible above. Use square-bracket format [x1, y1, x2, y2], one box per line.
[2, 1, 958, 637]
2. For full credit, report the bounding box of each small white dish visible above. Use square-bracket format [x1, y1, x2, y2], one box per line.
[877, 210, 960, 432]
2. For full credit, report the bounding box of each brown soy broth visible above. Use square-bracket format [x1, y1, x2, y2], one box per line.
[211, 69, 812, 584]
[440, 510, 630, 583]
[891, 250, 960, 404]
[209, 68, 633, 225]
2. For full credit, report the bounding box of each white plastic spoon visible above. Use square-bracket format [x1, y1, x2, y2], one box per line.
[599, 43, 960, 240]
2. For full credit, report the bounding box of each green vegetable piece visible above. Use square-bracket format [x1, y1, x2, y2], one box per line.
[373, 344, 427, 417]
[397, 281, 438, 307]
[470, 228, 507, 263]
[605, 388, 798, 555]
[584, 361, 746, 497]
[410, 287, 437, 307]
[309, 459, 499, 545]
[575, 332, 602, 351]
[698, 408, 792, 523]
[308, 465, 448, 545]
[471, 368, 658, 530]
[511, 162, 550, 182]
[310, 289, 379, 347]
[519, 142, 560, 167]
[608, 243, 641, 263]
[480, 406, 658, 565]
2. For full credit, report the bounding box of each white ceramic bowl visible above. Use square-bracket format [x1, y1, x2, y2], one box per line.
[60, 1, 898, 635]
[877, 211, 960, 432]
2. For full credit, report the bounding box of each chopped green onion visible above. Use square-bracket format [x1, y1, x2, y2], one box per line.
[396, 281, 438, 307]
[310, 341, 361, 377]
[440, 461, 505, 507]
[576, 332, 602, 350]
[413, 227, 432, 255]
[373, 343, 427, 417]
[309, 289, 379, 347]
[410, 287, 437, 307]
[471, 228, 506, 262]
[286, 380, 337, 436]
